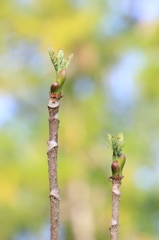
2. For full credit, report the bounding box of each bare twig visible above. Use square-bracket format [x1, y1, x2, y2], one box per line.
[109, 178, 122, 240]
[47, 100, 60, 240]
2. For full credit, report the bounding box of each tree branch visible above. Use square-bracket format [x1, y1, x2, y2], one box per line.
[47, 101, 60, 240]
[47, 47, 73, 240]
[109, 179, 122, 240]
[107, 133, 126, 240]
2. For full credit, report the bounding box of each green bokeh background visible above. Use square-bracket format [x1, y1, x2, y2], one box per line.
[1, 0, 159, 239]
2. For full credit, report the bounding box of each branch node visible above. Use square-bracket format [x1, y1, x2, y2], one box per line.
[47, 140, 58, 153]
[111, 218, 118, 226]
[109, 175, 124, 181]
[54, 113, 59, 119]
[48, 99, 60, 108]
[50, 92, 63, 103]
[112, 189, 121, 196]
[50, 188, 60, 200]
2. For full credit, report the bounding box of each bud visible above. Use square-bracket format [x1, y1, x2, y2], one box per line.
[50, 69, 67, 94]
[111, 161, 120, 177]
[118, 153, 126, 175]
[50, 81, 60, 93]
[57, 69, 66, 86]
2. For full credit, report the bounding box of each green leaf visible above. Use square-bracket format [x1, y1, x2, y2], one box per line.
[48, 46, 74, 75]
[65, 54, 74, 69]
[107, 132, 126, 159]
[107, 133, 112, 145]
[117, 132, 124, 142]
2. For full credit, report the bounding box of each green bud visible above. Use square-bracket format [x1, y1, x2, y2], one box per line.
[108, 132, 126, 178]
[48, 46, 73, 95]
[56, 69, 66, 91]
[118, 153, 126, 175]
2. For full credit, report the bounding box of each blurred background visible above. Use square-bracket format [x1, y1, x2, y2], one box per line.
[1, 0, 159, 239]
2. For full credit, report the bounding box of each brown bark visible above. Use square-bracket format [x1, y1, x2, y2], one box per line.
[109, 179, 122, 240]
[47, 99, 60, 240]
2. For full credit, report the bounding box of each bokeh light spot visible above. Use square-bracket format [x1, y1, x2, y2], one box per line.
[73, 77, 95, 100]
[0, 94, 18, 126]
[133, 166, 155, 191]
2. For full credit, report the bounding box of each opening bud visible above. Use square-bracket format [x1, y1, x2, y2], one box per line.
[118, 153, 126, 174]
[50, 81, 60, 93]
[111, 161, 120, 177]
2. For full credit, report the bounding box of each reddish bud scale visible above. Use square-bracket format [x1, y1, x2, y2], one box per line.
[50, 81, 60, 93]
[50, 69, 67, 94]
[111, 161, 120, 177]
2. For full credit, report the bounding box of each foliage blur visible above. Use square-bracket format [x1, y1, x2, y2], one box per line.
[1, 0, 159, 239]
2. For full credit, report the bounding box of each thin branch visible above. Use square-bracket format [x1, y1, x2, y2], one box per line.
[109, 178, 122, 240]
[47, 100, 60, 240]
[107, 133, 126, 240]
[47, 47, 73, 240]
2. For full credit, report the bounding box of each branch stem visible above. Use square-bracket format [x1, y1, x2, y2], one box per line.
[47, 99, 60, 240]
[47, 46, 73, 240]
[109, 179, 122, 240]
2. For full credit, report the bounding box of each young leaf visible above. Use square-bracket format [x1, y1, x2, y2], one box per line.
[107, 132, 126, 159]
